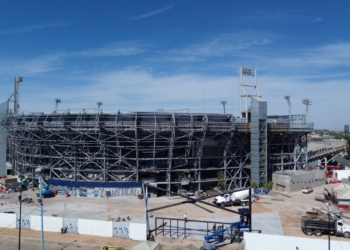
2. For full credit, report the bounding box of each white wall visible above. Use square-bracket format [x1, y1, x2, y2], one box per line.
[334, 170, 350, 180]
[0, 212, 144, 240]
[244, 232, 350, 250]
[78, 219, 113, 237]
[129, 223, 147, 241]
[0, 213, 17, 228]
[31, 215, 63, 232]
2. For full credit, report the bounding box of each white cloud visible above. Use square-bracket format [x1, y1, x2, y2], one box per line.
[74, 42, 147, 57]
[163, 32, 273, 60]
[0, 23, 70, 35]
[311, 17, 323, 22]
[133, 5, 174, 20]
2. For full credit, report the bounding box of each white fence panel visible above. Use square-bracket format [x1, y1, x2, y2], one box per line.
[0, 213, 17, 228]
[129, 223, 147, 241]
[78, 219, 113, 237]
[31, 215, 63, 232]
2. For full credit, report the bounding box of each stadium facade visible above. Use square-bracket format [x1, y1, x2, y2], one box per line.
[0, 70, 314, 194]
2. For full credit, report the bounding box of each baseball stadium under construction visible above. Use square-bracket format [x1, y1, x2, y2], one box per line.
[0, 68, 314, 194]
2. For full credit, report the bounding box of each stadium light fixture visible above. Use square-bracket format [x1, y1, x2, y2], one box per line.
[220, 101, 227, 114]
[55, 99, 61, 113]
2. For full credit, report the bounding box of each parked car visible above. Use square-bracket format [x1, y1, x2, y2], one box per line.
[302, 186, 313, 194]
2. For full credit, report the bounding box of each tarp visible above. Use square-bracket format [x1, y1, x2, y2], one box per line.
[131, 241, 159, 250]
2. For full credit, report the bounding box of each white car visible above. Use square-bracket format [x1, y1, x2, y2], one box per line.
[302, 186, 313, 194]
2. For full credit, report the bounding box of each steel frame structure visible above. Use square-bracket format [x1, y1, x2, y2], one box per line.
[1, 110, 313, 191]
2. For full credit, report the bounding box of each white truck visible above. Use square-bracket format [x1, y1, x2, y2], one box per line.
[213, 189, 252, 208]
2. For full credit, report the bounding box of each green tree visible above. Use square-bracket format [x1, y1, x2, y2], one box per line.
[217, 171, 226, 190]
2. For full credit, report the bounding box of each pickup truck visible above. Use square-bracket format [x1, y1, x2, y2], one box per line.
[302, 186, 313, 194]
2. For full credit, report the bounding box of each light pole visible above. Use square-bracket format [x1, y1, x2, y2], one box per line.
[325, 202, 330, 250]
[18, 191, 22, 250]
[55, 98, 61, 113]
[97, 102, 103, 113]
[220, 101, 227, 114]
[18, 177, 26, 250]
[38, 178, 44, 250]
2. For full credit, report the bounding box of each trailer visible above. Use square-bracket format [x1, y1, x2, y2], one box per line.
[301, 215, 350, 238]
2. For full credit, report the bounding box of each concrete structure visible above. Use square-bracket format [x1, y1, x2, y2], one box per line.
[250, 96, 267, 186]
[273, 169, 326, 192]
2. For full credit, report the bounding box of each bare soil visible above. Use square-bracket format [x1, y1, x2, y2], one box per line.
[1, 185, 349, 249]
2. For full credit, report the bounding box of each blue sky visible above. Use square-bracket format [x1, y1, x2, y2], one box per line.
[0, 1, 349, 130]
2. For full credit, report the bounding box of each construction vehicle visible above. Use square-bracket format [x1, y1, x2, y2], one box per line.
[213, 189, 253, 208]
[200, 208, 251, 250]
[99, 247, 117, 250]
[36, 178, 53, 198]
[301, 214, 350, 238]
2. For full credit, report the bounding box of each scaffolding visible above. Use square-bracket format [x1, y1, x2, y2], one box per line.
[1, 109, 313, 192]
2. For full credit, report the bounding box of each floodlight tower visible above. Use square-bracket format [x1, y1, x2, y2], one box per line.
[97, 102, 103, 113]
[302, 98, 312, 123]
[284, 96, 292, 116]
[54, 99, 61, 112]
[220, 101, 227, 114]
[238, 67, 260, 119]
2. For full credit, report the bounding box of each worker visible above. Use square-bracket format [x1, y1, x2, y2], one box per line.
[184, 213, 187, 222]
[212, 223, 216, 232]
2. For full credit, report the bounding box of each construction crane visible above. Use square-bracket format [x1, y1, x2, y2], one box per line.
[284, 95, 291, 116]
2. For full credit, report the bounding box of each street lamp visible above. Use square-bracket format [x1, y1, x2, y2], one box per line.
[325, 202, 330, 250]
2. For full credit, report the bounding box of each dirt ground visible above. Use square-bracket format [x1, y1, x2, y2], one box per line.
[1, 185, 349, 249]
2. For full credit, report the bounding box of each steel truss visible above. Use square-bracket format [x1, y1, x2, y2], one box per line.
[268, 131, 309, 176]
[1, 110, 313, 191]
